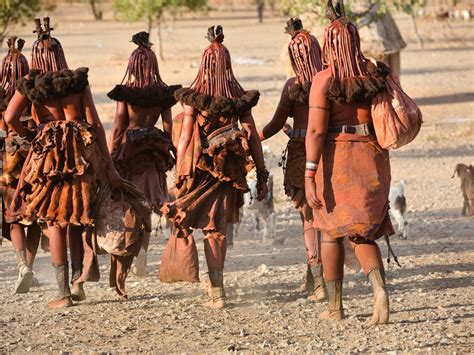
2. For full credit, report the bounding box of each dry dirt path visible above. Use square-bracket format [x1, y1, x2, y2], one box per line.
[1, 4, 473, 353]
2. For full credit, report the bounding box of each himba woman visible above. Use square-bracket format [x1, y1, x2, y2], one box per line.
[305, 1, 394, 324]
[259, 18, 327, 302]
[1, 36, 42, 294]
[108, 32, 180, 276]
[163, 25, 268, 309]
[5, 18, 122, 308]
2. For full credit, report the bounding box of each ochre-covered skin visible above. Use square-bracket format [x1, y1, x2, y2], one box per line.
[306, 2, 392, 323]
[161, 27, 267, 307]
[108, 32, 179, 214]
[260, 20, 323, 273]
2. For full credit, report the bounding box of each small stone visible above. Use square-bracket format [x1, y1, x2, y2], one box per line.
[296, 298, 308, 305]
[227, 344, 236, 351]
[239, 329, 248, 337]
[261, 341, 271, 348]
[257, 264, 270, 276]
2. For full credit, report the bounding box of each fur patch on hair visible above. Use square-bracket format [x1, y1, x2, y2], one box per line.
[324, 61, 390, 103]
[17, 68, 89, 104]
[288, 80, 312, 104]
[175, 88, 260, 117]
[107, 84, 182, 108]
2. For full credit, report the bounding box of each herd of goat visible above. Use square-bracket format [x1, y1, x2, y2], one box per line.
[157, 160, 474, 243]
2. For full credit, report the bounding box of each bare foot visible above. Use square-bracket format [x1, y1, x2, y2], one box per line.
[47, 297, 73, 309]
[319, 309, 345, 321]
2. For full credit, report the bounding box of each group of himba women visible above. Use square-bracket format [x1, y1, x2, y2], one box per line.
[1, 1, 395, 325]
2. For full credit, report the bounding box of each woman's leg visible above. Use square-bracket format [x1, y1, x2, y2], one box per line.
[305, 224, 327, 302]
[25, 223, 41, 269]
[350, 238, 389, 325]
[68, 225, 86, 301]
[203, 231, 226, 309]
[320, 233, 345, 320]
[111, 255, 134, 300]
[10, 223, 33, 294]
[133, 231, 150, 277]
[48, 225, 72, 308]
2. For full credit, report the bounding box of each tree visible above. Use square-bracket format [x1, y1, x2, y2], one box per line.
[114, 0, 208, 60]
[0, 0, 41, 46]
[90, 0, 104, 20]
[276, 0, 423, 29]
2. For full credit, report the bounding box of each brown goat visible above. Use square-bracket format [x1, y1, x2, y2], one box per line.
[452, 164, 474, 216]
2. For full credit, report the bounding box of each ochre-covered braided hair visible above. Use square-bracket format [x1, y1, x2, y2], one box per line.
[1, 37, 29, 98]
[286, 18, 323, 85]
[189, 25, 245, 98]
[31, 17, 68, 73]
[121, 32, 167, 88]
[322, 0, 387, 102]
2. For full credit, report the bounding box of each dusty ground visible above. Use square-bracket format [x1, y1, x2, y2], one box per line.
[1, 3, 473, 353]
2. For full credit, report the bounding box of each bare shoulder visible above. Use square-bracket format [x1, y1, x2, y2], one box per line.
[313, 69, 331, 86]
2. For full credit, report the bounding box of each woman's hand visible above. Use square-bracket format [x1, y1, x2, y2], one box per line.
[256, 180, 268, 201]
[305, 177, 322, 210]
[107, 166, 123, 189]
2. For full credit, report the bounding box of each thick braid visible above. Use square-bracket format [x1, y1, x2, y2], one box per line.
[1, 37, 29, 96]
[190, 40, 245, 98]
[322, 20, 368, 81]
[287, 24, 322, 85]
[31, 37, 69, 73]
[122, 43, 167, 88]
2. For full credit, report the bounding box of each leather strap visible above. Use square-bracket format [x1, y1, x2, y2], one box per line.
[327, 123, 375, 135]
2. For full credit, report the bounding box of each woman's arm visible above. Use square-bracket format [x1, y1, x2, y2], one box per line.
[240, 111, 268, 200]
[176, 105, 195, 176]
[82, 85, 122, 187]
[161, 107, 172, 137]
[259, 79, 293, 141]
[305, 71, 331, 210]
[108, 101, 129, 154]
[4, 92, 34, 139]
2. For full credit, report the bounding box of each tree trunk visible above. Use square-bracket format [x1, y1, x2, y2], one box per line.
[147, 16, 152, 35]
[411, 14, 424, 48]
[157, 18, 164, 61]
[89, 0, 103, 20]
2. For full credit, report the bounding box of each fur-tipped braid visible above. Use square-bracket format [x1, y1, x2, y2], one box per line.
[175, 88, 260, 117]
[107, 84, 181, 108]
[324, 61, 389, 103]
[288, 81, 312, 104]
[17, 68, 89, 104]
[0, 88, 8, 111]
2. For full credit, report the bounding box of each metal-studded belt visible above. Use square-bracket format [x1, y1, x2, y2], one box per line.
[288, 128, 306, 138]
[327, 123, 375, 136]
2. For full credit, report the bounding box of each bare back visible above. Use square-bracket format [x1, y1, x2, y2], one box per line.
[32, 92, 84, 124]
[126, 104, 164, 129]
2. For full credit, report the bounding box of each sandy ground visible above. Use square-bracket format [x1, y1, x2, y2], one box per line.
[1, 3, 473, 353]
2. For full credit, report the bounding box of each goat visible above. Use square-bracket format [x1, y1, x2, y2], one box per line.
[452, 164, 474, 216]
[389, 180, 409, 239]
